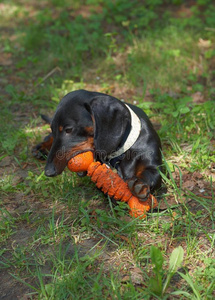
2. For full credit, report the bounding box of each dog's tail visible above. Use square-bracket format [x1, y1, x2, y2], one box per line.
[41, 114, 52, 124]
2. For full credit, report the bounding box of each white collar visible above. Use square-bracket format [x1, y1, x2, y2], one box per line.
[107, 104, 141, 160]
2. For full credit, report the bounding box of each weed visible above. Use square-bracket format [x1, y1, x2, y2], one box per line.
[148, 245, 184, 297]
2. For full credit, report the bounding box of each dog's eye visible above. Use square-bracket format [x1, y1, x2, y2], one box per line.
[65, 128, 73, 134]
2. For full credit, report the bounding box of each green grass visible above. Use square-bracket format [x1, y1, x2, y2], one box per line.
[0, 0, 215, 299]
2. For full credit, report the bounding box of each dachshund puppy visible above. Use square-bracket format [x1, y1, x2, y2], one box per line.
[34, 89, 162, 201]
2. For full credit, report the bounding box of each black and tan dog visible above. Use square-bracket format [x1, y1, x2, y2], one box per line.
[33, 89, 162, 201]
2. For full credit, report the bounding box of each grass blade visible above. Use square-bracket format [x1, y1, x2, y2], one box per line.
[178, 271, 201, 300]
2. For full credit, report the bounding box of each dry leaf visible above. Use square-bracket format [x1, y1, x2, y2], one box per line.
[198, 38, 211, 48]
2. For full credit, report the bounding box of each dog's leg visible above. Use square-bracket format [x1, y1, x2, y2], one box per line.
[32, 133, 53, 160]
[32, 115, 53, 160]
[127, 168, 161, 201]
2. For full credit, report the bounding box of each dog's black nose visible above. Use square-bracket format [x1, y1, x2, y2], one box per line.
[45, 163, 57, 177]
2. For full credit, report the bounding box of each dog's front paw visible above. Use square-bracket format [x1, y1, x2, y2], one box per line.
[127, 178, 150, 201]
[32, 133, 53, 160]
[32, 143, 48, 160]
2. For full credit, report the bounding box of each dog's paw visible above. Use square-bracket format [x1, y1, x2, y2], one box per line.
[127, 178, 150, 201]
[32, 143, 48, 160]
[32, 133, 53, 160]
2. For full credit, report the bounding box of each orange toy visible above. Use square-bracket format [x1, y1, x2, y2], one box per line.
[68, 151, 94, 172]
[67, 151, 158, 218]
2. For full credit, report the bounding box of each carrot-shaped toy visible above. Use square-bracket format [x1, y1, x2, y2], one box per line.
[68, 151, 158, 218]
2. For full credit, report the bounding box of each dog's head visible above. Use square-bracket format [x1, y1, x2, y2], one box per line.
[45, 90, 130, 177]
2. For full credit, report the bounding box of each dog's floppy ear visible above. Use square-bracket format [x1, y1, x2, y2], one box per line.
[85, 96, 130, 159]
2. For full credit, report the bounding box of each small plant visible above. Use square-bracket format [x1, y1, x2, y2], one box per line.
[149, 245, 184, 297]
